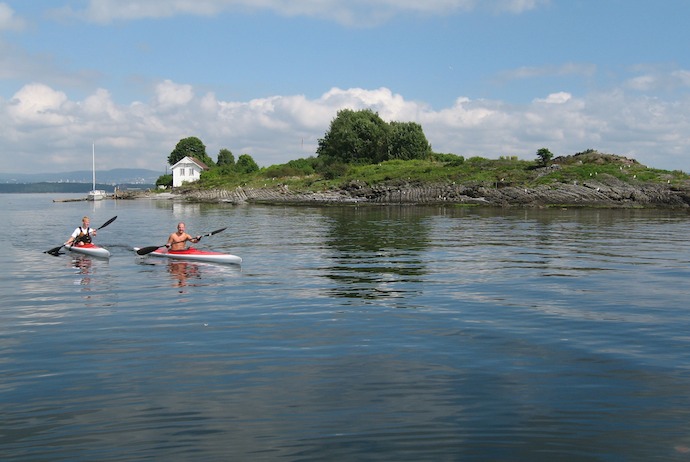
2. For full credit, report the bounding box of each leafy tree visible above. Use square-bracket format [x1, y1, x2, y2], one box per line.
[317, 109, 390, 164]
[536, 148, 554, 167]
[389, 121, 432, 160]
[156, 174, 173, 188]
[236, 154, 259, 174]
[217, 148, 235, 167]
[317, 109, 433, 166]
[263, 157, 317, 178]
[168, 137, 215, 167]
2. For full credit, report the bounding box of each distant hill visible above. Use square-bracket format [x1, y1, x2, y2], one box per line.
[0, 168, 162, 185]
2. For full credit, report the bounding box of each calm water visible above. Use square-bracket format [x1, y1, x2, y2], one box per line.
[2, 193, 690, 461]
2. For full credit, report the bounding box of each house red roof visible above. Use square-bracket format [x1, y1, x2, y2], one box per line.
[189, 156, 209, 170]
[172, 156, 209, 170]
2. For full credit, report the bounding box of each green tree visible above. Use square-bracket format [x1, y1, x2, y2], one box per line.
[389, 121, 432, 160]
[263, 157, 317, 178]
[155, 174, 172, 188]
[217, 148, 235, 167]
[168, 137, 215, 167]
[236, 154, 259, 174]
[317, 109, 390, 164]
[536, 148, 554, 167]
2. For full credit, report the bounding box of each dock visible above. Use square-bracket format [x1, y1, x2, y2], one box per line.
[53, 197, 87, 203]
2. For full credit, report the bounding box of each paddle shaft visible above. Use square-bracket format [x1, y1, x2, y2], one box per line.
[45, 215, 118, 255]
[136, 227, 227, 256]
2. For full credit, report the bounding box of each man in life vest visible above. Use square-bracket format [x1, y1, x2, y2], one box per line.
[65, 216, 97, 247]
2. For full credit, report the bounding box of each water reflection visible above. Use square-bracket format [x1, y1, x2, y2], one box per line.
[71, 255, 93, 287]
[172, 201, 201, 216]
[168, 261, 201, 292]
[320, 207, 432, 303]
[68, 255, 114, 307]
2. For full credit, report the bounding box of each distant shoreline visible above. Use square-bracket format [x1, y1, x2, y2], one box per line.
[0, 183, 155, 194]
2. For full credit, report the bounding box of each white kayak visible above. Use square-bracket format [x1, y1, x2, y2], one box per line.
[67, 243, 111, 258]
[134, 247, 242, 265]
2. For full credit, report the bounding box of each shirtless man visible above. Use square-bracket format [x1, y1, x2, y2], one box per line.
[165, 222, 201, 251]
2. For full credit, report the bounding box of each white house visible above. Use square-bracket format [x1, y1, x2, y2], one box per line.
[171, 156, 209, 187]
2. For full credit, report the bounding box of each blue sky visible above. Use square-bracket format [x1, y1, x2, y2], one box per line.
[1, 0, 689, 175]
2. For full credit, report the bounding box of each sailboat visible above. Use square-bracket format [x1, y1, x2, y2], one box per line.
[87, 143, 107, 201]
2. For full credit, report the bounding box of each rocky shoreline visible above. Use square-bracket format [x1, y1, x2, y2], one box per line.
[147, 173, 690, 208]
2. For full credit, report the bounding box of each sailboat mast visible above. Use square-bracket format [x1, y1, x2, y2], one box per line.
[92, 143, 96, 190]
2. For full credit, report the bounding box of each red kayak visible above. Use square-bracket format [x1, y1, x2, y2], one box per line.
[134, 247, 242, 265]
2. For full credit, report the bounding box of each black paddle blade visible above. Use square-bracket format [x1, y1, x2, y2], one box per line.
[97, 216, 117, 230]
[207, 227, 227, 236]
[43, 216, 116, 257]
[43, 245, 64, 257]
[136, 246, 163, 256]
[44, 245, 64, 256]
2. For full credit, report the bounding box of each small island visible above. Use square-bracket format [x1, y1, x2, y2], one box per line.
[164, 150, 690, 208]
[154, 110, 690, 208]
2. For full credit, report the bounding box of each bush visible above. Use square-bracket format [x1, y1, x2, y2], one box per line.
[156, 174, 172, 188]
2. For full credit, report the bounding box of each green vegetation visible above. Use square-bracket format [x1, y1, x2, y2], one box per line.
[159, 111, 689, 194]
[536, 148, 554, 167]
[168, 137, 216, 167]
[216, 148, 235, 167]
[316, 109, 432, 164]
[156, 174, 172, 188]
[181, 150, 689, 194]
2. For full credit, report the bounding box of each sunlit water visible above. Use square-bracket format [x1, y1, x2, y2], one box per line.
[2, 194, 690, 461]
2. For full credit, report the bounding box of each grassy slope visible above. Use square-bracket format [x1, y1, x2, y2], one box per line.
[187, 152, 690, 194]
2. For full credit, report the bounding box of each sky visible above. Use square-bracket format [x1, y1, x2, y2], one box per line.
[1, 0, 689, 175]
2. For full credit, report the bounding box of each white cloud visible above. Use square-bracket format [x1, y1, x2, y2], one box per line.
[155, 80, 194, 108]
[83, 88, 121, 120]
[0, 3, 26, 31]
[626, 75, 658, 92]
[7, 83, 71, 125]
[672, 70, 690, 87]
[624, 69, 690, 93]
[1, 76, 690, 174]
[51, 0, 547, 26]
[534, 92, 572, 104]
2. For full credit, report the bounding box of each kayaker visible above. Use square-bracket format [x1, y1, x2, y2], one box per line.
[165, 222, 202, 251]
[65, 216, 96, 247]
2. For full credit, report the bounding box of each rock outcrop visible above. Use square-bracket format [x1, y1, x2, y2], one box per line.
[175, 174, 690, 208]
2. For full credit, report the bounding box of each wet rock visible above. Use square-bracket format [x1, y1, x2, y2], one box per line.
[175, 175, 690, 208]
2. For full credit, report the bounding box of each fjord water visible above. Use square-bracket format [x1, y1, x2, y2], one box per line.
[2, 193, 690, 461]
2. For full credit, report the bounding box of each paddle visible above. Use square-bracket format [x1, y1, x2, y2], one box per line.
[136, 227, 227, 256]
[45, 215, 118, 256]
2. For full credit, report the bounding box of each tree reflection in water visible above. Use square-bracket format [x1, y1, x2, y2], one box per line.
[322, 207, 432, 303]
